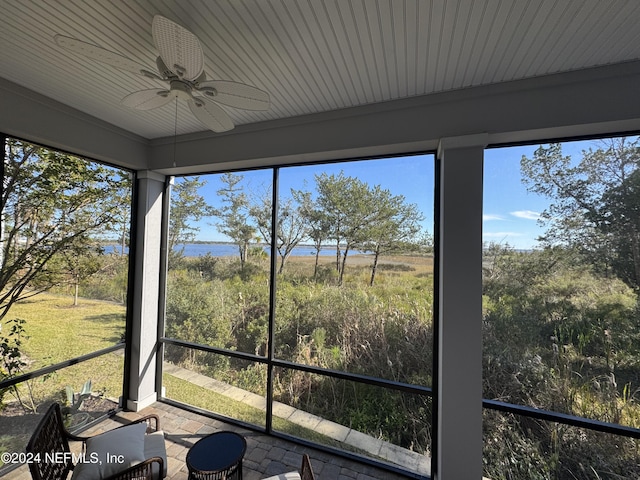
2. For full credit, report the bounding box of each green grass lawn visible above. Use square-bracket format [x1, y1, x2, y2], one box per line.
[162, 373, 367, 454]
[1, 293, 127, 468]
[2, 293, 126, 405]
[6, 294, 126, 367]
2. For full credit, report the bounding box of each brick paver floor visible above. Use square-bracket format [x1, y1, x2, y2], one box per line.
[1, 401, 412, 480]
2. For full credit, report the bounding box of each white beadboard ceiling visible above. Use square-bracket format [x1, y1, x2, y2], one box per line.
[2, 0, 640, 140]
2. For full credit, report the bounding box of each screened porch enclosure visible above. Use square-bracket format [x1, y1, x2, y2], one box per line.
[2, 2, 640, 478]
[160, 156, 435, 476]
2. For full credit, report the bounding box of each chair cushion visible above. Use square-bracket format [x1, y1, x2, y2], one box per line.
[144, 430, 167, 477]
[71, 422, 147, 480]
[261, 472, 302, 480]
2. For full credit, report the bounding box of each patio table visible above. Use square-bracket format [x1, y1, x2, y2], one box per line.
[186, 431, 247, 480]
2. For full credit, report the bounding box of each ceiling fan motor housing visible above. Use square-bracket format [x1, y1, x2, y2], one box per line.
[170, 80, 192, 100]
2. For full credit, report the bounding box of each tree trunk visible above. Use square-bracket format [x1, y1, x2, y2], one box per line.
[74, 275, 79, 306]
[631, 231, 640, 288]
[120, 227, 126, 256]
[0, 213, 4, 268]
[313, 248, 320, 280]
[370, 247, 381, 286]
[338, 246, 350, 286]
[239, 243, 246, 271]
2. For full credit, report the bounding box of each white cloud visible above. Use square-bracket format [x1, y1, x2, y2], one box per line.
[510, 210, 541, 220]
[483, 214, 504, 221]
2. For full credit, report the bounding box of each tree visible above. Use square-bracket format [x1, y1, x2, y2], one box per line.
[294, 189, 331, 279]
[595, 168, 640, 287]
[112, 171, 133, 257]
[360, 187, 424, 286]
[520, 137, 640, 287]
[214, 173, 255, 270]
[1, 138, 128, 322]
[168, 176, 215, 266]
[60, 243, 103, 306]
[315, 172, 380, 286]
[250, 188, 308, 274]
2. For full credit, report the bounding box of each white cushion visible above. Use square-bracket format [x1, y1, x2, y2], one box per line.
[143, 430, 167, 478]
[261, 472, 301, 480]
[71, 422, 147, 480]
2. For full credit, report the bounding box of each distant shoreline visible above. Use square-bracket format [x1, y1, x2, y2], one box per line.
[102, 242, 352, 258]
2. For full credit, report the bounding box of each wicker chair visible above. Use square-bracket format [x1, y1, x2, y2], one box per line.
[26, 402, 167, 480]
[261, 453, 315, 480]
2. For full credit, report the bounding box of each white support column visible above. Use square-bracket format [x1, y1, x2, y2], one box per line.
[127, 170, 166, 411]
[436, 134, 487, 480]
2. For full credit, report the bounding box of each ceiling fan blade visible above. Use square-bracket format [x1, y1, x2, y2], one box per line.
[152, 15, 203, 81]
[196, 80, 270, 111]
[188, 97, 234, 133]
[121, 89, 173, 110]
[54, 35, 148, 76]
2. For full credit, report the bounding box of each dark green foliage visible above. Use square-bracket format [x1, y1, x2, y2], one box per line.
[339, 383, 431, 451]
[0, 318, 37, 412]
[63, 253, 130, 303]
[482, 137, 640, 478]
[161, 138, 640, 476]
[190, 253, 220, 280]
[250, 191, 308, 274]
[165, 255, 434, 453]
[213, 173, 256, 270]
[1, 138, 132, 320]
[0, 319, 27, 384]
[165, 271, 235, 349]
[521, 138, 640, 289]
[483, 411, 552, 480]
[483, 244, 640, 478]
[376, 263, 416, 272]
[168, 177, 215, 268]
[313, 171, 425, 285]
[484, 410, 640, 480]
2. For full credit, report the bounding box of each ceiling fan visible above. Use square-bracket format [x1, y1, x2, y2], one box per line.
[54, 15, 270, 133]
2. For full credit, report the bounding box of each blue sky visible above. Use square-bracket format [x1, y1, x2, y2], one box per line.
[483, 138, 608, 249]
[180, 154, 435, 243]
[483, 144, 549, 250]
[176, 137, 620, 249]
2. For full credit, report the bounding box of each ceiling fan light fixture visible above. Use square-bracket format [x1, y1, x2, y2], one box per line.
[169, 80, 192, 101]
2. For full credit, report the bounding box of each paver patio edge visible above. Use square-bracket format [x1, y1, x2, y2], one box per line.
[162, 362, 430, 473]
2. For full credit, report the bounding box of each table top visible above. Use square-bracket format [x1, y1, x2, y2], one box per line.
[186, 431, 247, 472]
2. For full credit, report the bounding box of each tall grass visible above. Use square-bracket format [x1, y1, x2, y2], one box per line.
[165, 254, 435, 453]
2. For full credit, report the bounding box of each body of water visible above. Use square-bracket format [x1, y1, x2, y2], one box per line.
[178, 243, 352, 257]
[105, 243, 356, 257]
